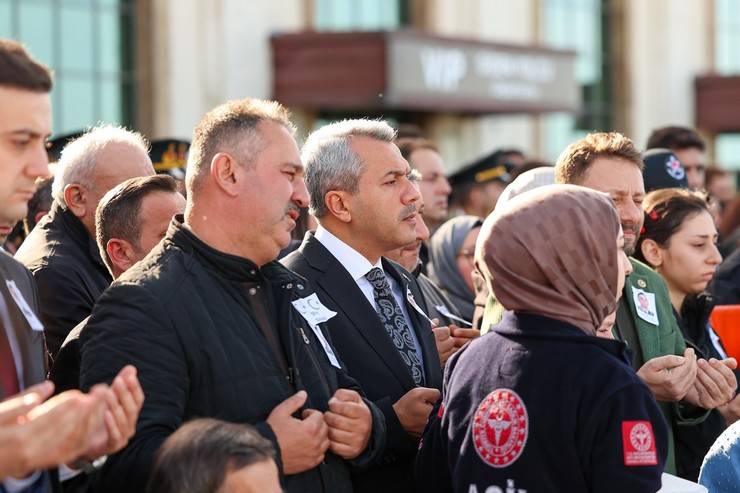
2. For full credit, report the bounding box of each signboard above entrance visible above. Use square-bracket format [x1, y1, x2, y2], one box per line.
[271, 31, 579, 114]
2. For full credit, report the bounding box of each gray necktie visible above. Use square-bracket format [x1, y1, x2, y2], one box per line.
[365, 267, 424, 385]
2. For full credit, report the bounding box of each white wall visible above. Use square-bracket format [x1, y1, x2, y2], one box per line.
[150, 0, 305, 139]
[625, 0, 711, 148]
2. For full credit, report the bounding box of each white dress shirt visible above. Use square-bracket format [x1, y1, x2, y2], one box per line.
[314, 226, 426, 369]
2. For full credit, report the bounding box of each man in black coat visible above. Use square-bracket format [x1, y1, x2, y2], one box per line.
[282, 119, 443, 493]
[79, 99, 385, 493]
[15, 126, 155, 358]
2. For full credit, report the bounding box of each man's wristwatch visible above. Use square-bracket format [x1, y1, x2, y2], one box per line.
[70, 455, 107, 474]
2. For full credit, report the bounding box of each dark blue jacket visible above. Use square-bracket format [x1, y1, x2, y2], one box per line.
[416, 312, 668, 493]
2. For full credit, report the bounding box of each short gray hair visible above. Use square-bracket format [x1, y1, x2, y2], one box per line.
[302, 119, 396, 218]
[52, 125, 149, 204]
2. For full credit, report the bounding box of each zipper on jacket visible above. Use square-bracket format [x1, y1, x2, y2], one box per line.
[299, 327, 310, 344]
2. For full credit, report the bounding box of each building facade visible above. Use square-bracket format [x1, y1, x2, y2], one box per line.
[2, 0, 739, 172]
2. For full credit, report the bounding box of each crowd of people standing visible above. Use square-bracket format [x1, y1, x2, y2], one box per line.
[2, 38, 740, 493]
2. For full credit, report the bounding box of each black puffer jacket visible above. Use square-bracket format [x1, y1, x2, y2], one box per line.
[79, 218, 385, 493]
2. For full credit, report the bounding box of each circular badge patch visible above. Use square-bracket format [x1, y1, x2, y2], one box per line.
[472, 388, 528, 468]
[629, 422, 653, 452]
[665, 155, 685, 180]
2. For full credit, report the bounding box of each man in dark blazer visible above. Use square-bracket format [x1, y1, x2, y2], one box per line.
[0, 39, 143, 492]
[282, 119, 443, 493]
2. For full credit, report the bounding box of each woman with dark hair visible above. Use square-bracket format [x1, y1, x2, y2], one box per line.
[147, 418, 281, 493]
[428, 216, 483, 322]
[416, 185, 666, 492]
[635, 188, 740, 480]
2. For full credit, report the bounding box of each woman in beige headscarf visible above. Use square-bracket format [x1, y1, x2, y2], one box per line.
[416, 185, 667, 493]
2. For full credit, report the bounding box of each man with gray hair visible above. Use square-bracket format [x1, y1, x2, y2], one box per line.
[282, 119, 442, 493]
[16, 125, 154, 357]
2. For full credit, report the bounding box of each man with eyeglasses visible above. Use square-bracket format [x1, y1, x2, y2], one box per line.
[394, 138, 452, 235]
[646, 126, 707, 191]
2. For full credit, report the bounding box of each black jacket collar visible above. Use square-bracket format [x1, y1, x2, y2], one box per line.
[167, 215, 302, 285]
[49, 201, 107, 271]
[494, 311, 631, 364]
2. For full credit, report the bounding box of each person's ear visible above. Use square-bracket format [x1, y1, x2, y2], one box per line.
[210, 152, 241, 196]
[106, 238, 137, 275]
[324, 191, 353, 223]
[640, 239, 663, 269]
[63, 184, 88, 219]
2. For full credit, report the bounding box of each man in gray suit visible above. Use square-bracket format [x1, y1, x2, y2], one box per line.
[0, 39, 143, 490]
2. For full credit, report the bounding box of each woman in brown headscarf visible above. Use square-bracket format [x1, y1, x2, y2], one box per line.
[415, 185, 667, 493]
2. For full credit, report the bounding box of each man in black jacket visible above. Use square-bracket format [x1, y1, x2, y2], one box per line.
[51, 174, 186, 394]
[282, 119, 442, 493]
[15, 125, 155, 358]
[79, 99, 384, 493]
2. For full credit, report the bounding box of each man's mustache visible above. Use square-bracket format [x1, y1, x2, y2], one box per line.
[622, 222, 640, 236]
[398, 204, 417, 221]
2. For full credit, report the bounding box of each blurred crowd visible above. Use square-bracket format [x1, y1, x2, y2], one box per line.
[2, 38, 740, 493]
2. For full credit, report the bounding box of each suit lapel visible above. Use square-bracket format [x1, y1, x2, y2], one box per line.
[0, 257, 46, 395]
[302, 235, 416, 390]
[624, 274, 662, 363]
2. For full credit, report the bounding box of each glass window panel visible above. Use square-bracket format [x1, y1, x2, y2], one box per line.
[315, 0, 402, 30]
[59, 76, 96, 133]
[64, 0, 93, 8]
[50, 82, 63, 135]
[360, 0, 382, 29]
[0, 0, 13, 39]
[18, 1, 54, 65]
[99, 78, 122, 124]
[716, 134, 740, 171]
[60, 5, 94, 73]
[716, 0, 740, 74]
[541, 0, 609, 158]
[98, 9, 121, 74]
[543, 112, 588, 161]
